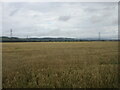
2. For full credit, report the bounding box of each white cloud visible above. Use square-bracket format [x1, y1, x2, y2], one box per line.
[2, 2, 118, 39]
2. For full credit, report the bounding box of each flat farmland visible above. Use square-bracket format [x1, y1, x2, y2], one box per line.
[2, 41, 118, 88]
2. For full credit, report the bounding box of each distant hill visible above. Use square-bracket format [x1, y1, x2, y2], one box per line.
[0, 36, 118, 42]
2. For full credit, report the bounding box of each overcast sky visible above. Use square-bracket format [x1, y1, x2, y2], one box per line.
[2, 2, 118, 39]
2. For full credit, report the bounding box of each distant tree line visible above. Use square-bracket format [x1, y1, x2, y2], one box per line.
[0, 36, 118, 42]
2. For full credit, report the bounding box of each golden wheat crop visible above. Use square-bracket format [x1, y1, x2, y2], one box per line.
[2, 41, 118, 88]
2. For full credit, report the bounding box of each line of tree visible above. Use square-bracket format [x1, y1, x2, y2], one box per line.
[0, 36, 118, 42]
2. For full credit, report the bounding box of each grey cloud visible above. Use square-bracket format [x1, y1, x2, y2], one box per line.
[58, 16, 71, 21]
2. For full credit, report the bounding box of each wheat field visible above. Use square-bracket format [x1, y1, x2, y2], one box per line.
[2, 41, 118, 88]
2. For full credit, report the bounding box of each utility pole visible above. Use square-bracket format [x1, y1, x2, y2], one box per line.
[99, 32, 101, 41]
[10, 29, 12, 38]
[27, 35, 28, 39]
[27, 35, 29, 42]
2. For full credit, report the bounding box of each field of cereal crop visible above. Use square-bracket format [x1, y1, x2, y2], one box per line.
[2, 41, 118, 88]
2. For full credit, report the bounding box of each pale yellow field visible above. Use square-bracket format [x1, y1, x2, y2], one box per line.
[2, 41, 118, 88]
